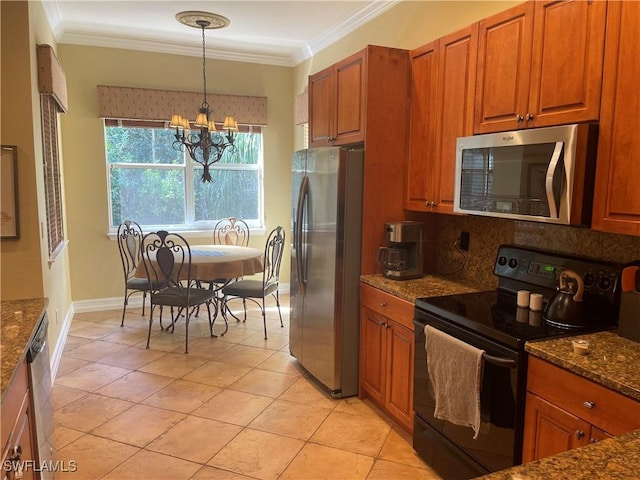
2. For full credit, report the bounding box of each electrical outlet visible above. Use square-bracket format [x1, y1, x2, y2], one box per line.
[460, 231, 470, 251]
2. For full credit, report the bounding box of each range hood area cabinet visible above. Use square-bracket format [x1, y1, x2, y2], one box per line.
[474, 0, 606, 134]
[405, 25, 478, 214]
[591, 1, 640, 237]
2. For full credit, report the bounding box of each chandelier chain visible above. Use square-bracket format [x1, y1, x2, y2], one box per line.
[201, 24, 208, 109]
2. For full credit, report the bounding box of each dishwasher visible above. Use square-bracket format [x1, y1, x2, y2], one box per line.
[27, 313, 55, 479]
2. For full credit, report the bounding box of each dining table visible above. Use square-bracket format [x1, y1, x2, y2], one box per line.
[135, 244, 264, 335]
[136, 244, 264, 281]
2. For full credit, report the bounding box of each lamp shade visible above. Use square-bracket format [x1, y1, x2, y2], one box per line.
[170, 114, 183, 128]
[195, 112, 208, 127]
[223, 116, 239, 131]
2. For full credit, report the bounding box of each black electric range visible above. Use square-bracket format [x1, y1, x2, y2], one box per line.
[417, 244, 621, 349]
[412, 245, 622, 480]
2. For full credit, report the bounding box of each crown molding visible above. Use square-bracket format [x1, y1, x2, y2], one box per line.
[59, 31, 296, 66]
[292, 0, 400, 65]
[42, 1, 400, 67]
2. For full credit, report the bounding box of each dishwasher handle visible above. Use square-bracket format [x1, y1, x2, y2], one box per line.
[27, 313, 49, 363]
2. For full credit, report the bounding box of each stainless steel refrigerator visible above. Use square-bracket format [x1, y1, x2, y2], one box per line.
[290, 147, 364, 398]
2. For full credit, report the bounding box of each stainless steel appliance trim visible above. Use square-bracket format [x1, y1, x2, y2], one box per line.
[295, 175, 308, 296]
[544, 141, 563, 220]
[454, 124, 584, 225]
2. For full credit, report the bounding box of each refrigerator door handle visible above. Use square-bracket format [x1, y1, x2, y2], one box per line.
[296, 175, 309, 296]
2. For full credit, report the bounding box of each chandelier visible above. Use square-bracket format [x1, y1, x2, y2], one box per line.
[170, 11, 238, 183]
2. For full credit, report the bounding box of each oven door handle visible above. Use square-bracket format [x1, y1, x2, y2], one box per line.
[483, 353, 516, 368]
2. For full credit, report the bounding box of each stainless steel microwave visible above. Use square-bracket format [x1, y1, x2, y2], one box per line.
[454, 124, 598, 225]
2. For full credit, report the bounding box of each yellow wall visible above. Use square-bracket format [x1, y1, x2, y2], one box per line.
[293, 1, 521, 112]
[0, 1, 44, 300]
[57, 45, 293, 302]
[1, 0, 74, 360]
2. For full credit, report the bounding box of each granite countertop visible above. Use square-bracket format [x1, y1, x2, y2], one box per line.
[360, 273, 487, 303]
[476, 429, 640, 480]
[1, 298, 48, 399]
[526, 331, 640, 401]
[477, 331, 640, 479]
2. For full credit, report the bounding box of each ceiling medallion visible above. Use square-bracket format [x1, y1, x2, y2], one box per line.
[175, 11, 230, 30]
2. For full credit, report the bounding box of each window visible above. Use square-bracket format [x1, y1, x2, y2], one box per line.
[41, 95, 65, 257]
[106, 121, 263, 231]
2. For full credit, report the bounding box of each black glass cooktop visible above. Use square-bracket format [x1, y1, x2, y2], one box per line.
[415, 290, 615, 349]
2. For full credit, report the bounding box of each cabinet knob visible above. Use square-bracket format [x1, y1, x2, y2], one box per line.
[575, 430, 585, 440]
[516, 114, 524, 122]
[526, 113, 535, 121]
[380, 321, 387, 328]
[589, 438, 600, 444]
[583, 401, 596, 409]
[379, 302, 387, 307]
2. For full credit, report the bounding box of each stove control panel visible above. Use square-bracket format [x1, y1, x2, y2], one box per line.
[494, 245, 621, 303]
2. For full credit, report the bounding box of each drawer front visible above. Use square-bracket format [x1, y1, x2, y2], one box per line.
[360, 283, 415, 329]
[527, 356, 640, 435]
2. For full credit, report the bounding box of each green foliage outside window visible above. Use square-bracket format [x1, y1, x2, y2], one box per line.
[106, 125, 262, 228]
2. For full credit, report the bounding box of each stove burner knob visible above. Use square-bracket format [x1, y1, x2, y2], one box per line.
[584, 273, 595, 287]
[508, 258, 518, 269]
[597, 276, 611, 291]
[498, 256, 507, 266]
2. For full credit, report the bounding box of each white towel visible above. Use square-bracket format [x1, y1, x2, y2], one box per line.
[425, 325, 484, 439]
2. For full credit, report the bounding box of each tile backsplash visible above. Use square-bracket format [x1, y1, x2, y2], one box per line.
[411, 213, 640, 289]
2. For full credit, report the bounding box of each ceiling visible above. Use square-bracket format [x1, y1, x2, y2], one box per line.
[42, 0, 399, 67]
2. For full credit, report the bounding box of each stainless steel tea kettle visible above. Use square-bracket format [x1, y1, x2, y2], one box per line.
[544, 269, 590, 328]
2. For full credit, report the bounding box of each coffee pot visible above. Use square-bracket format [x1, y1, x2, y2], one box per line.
[378, 221, 423, 280]
[544, 269, 590, 328]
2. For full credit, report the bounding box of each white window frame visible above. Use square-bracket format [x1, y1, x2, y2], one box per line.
[104, 122, 264, 235]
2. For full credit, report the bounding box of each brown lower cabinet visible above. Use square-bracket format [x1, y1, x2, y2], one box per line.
[522, 356, 640, 462]
[359, 283, 414, 433]
[1, 361, 36, 480]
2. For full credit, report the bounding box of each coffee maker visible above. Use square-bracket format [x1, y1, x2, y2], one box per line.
[378, 221, 423, 280]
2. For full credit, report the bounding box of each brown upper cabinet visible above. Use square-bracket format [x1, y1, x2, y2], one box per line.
[405, 25, 478, 213]
[591, 1, 640, 236]
[308, 50, 366, 146]
[474, 0, 607, 133]
[307, 45, 411, 272]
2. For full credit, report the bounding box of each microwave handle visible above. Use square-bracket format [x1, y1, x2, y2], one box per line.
[545, 142, 564, 219]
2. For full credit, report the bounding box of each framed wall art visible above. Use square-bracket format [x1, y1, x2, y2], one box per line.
[1, 145, 20, 239]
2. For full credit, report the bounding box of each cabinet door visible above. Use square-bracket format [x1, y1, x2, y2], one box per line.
[523, 392, 591, 462]
[359, 306, 387, 405]
[589, 426, 612, 444]
[384, 321, 415, 432]
[433, 24, 478, 214]
[474, 2, 534, 133]
[592, 0, 640, 236]
[406, 42, 438, 211]
[308, 65, 335, 147]
[528, 0, 606, 128]
[334, 51, 366, 145]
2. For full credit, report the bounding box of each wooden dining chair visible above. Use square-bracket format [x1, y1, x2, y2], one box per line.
[140, 230, 218, 353]
[221, 226, 286, 339]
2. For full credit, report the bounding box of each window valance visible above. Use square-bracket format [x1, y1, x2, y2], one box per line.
[37, 45, 68, 112]
[97, 85, 267, 126]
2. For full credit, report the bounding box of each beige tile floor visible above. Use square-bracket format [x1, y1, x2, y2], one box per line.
[54, 295, 442, 480]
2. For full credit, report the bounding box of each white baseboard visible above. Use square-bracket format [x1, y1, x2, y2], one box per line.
[49, 304, 74, 381]
[71, 283, 291, 314]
